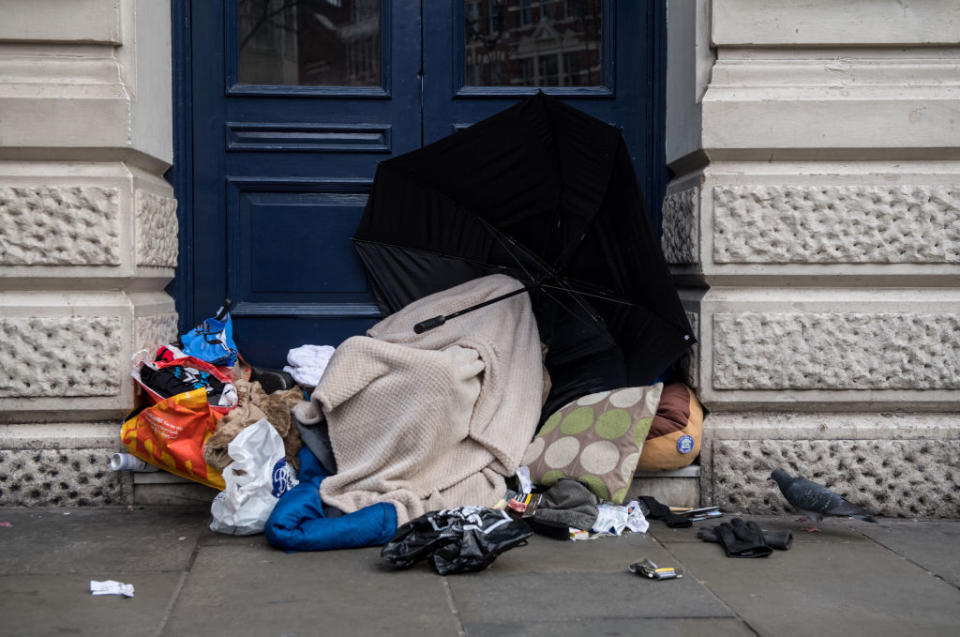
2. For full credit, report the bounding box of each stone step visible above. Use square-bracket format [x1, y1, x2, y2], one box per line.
[133, 470, 217, 507]
[627, 465, 701, 509]
[135, 465, 704, 509]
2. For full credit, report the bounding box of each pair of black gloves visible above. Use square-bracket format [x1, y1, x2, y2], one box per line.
[697, 517, 793, 558]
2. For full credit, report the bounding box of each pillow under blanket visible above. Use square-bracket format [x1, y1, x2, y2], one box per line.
[523, 384, 664, 504]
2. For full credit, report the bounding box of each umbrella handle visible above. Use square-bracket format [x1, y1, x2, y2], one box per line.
[413, 283, 540, 335]
[414, 315, 446, 334]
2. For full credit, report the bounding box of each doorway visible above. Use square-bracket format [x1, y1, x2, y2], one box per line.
[172, 0, 665, 368]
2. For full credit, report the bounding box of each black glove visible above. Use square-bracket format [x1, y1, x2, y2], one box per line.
[697, 518, 793, 552]
[697, 518, 773, 558]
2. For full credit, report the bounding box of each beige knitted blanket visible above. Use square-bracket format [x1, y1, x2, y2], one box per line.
[293, 274, 543, 524]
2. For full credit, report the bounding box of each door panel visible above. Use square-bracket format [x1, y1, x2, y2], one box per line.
[190, 0, 420, 368]
[185, 0, 664, 369]
[423, 0, 663, 213]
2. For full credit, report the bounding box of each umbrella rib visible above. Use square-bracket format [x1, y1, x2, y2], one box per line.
[474, 217, 613, 330]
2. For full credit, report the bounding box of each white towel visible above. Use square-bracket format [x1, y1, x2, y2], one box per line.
[283, 344, 335, 387]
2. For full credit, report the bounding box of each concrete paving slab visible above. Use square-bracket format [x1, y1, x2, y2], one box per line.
[858, 519, 960, 588]
[660, 535, 960, 636]
[650, 515, 871, 544]
[463, 618, 756, 637]
[162, 543, 461, 637]
[0, 571, 184, 637]
[447, 572, 734, 623]
[0, 507, 209, 575]
[485, 531, 668, 574]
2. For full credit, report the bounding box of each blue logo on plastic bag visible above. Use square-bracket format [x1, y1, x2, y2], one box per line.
[271, 458, 296, 497]
[677, 434, 695, 454]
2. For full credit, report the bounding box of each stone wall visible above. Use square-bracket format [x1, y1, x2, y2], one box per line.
[0, 0, 176, 505]
[665, 0, 960, 517]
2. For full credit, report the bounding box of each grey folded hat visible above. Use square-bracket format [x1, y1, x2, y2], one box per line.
[533, 479, 600, 531]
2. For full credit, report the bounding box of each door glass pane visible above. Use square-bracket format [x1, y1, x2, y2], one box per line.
[464, 0, 603, 87]
[237, 0, 381, 86]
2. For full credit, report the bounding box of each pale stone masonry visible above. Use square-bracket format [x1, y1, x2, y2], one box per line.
[665, 0, 960, 517]
[1, 0, 957, 515]
[0, 0, 176, 505]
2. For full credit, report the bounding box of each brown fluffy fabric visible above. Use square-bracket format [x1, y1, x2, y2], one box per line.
[204, 379, 304, 472]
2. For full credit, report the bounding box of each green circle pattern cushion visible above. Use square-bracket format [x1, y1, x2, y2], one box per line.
[560, 407, 596, 435]
[521, 384, 664, 504]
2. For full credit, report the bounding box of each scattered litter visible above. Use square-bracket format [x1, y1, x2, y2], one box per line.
[592, 503, 630, 536]
[625, 501, 650, 533]
[570, 529, 593, 541]
[63, 512, 70, 516]
[629, 558, 682, 580]
[109, 452, 160, 473]
[90, 580, 135, 598]
[0, 521, 11, 527]
[178, 536, 186, 541]
[680, 505, 723, 522]
[515, 466, 534, 495]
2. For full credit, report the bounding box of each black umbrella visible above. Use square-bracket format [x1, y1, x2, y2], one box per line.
[353, 92, 695, 420]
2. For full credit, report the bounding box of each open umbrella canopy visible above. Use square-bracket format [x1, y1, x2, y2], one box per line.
[353, 92, 695, 420]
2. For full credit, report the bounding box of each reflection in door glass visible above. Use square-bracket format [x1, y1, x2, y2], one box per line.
[237, 0, 380, 86]
[464, 0, 603, 87]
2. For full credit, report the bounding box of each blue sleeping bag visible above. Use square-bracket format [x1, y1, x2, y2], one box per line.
[265, 446, 397, 551]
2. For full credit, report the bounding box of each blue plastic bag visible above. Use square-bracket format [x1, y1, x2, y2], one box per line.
[181, 312, 238, 367]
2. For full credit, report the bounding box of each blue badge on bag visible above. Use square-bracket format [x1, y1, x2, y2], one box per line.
[271, 458, 296, 498]
[677, 434, 695, 454]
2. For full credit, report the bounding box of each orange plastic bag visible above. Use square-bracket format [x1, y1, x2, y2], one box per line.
[121, 388, 226, 490]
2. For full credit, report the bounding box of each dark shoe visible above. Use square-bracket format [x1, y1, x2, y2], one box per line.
[249, 366, 298, 393]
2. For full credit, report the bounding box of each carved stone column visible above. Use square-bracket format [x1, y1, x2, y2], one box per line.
[665, 0, 960, 517]
[0, 0, 177, 505]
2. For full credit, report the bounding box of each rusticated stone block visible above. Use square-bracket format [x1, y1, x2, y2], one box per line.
[134, 313, 179, 353]
[713, 185, 960, 264]
[0, 185, 120, 265]
[135, 190, 179, 267]
[0, 317, 122, 397]
[711, 438, 960, 518]
[0, 448, 130, 506]
[662, 188, 698, 264]
[713, 312, 960, 390]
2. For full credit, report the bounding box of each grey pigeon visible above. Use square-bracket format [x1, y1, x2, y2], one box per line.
[769, 469, 877, 532]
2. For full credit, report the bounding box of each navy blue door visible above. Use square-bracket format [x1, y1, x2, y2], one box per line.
[424, 1, 665, 212]
[181, 1, 663, 368]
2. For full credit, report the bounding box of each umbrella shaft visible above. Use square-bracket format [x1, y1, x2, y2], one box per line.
[414, 283, 538, 334]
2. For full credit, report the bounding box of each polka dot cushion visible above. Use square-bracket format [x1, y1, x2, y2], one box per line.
[522, 383, 664, 504]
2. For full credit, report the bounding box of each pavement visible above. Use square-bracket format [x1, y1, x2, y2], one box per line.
[1, 507, 959, 637]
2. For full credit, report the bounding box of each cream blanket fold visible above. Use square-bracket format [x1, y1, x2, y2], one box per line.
[293, 274, 543, 524]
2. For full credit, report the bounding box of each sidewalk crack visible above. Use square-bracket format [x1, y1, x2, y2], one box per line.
[441, 576, 467, 637]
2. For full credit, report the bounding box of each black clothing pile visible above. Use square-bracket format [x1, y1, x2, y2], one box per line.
[380, 507, 532, 575]
[139, 362, 228, 404]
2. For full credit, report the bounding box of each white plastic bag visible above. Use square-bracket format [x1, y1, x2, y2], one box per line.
[209, 418, 298, 535]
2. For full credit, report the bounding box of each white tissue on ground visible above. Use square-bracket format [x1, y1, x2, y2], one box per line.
[625, 500, 650, 533]
[283, 344, 335, 387]
[591, 500, 650, 535]
[90, 580, 135, 598]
